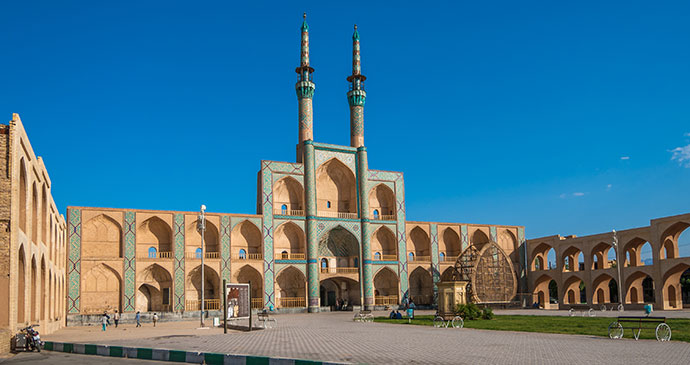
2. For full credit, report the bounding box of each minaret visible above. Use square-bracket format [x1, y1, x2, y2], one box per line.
[349, 25, 374, 309]
[299, 13, 320, 312]
[347, 25, 366, 147]
[296, 13, 315, 145]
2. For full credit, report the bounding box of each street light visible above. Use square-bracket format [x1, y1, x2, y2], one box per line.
[612, 229, 624, 311]
[197, 204, 207, 327]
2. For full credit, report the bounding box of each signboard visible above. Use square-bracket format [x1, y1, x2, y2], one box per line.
[225, 283, 251, 320]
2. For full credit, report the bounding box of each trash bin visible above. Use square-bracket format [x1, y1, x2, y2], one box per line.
[213, 317, 220, 327]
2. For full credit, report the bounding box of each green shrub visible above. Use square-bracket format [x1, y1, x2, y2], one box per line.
[455, 303, 481, 320]
[481, 307, 494, 320]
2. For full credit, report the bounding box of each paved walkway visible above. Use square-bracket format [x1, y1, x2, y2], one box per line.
[45, 311, 690, 364]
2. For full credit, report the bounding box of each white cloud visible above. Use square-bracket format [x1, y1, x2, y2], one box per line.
[606, 184, 612, 191]
[671, 144, 690, 167]
[572, 192, 585, 197]
[620, 156, 630, 160]
[684, 132, 690, 137]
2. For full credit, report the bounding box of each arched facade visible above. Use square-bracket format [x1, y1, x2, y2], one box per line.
[368, 184, 395, 220]
[315, 158, 357, 216]
[274, 222, 305, 259]
[273, 176, 304, 216]
[83, 214, 123, 258]
[81, 264, 122, 314]
[409, 267, 433, 305]
[276, 266, 306, 308]
[440, 228, 461, 261]
[371, 226, 397, 261]
[407, 226, 430, 262]
[231, 221, 262, 260]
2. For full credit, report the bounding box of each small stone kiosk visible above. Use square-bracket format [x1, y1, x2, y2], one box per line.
[437, 281, 470, 316]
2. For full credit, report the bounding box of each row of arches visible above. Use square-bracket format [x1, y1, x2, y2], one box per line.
[80, 262, 266, 314]
[531, 223, 690, 273]
[406, 226, 517, 263]
[82, 215, 264, 260]
[271, 160, 397, 220]
[16, 245, 65, 325]
[533, 265, 690, 309]
[18, 157, 66, 266]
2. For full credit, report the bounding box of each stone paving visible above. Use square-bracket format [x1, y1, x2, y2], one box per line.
[44, 310, 690, 364]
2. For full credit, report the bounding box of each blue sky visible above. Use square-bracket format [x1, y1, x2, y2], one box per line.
[2, 1, 689, 241]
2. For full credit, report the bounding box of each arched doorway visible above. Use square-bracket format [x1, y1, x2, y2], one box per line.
[374, 268, 398, 305]
[185, 265, 220, 311]
[320, 277, 360, 309]
[137, 264, 173, 312]
[235, 265, 264, 309]
[274, 222, 306, 259]
[368, 184, 395, 220]
[409, 267, 433, 305]
[276, 266, 306, 308]
[408, 227, 430, 262]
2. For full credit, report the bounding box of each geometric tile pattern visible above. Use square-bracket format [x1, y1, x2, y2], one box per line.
[315, 148, 356, 175]
[460, 225, 468, 251]
[123, 211, 136, 312]
[490, 226, 497, 243]
[67, 208, 81, 314]
[429, 224, 440, 306]
[261, 160, 304, 309]
[518, 227, 527, 292]
[220, 215, 231, 283]
[173, 213, 186, 311]
[369, 169, 407, 300]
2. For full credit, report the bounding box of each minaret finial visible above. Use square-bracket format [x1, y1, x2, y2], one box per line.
[347, 23, 366, 147]
[296, 13, 315, 146]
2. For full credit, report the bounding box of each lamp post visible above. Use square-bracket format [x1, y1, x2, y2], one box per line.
[613, 229, 624, 311]
[197, 205, 207, 327]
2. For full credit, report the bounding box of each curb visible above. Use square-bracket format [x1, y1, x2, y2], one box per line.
[43, 341, 345, 364]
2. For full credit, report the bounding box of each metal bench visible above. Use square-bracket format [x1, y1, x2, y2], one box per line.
[354, 310, 373, 323]
[257, 310, 276, 329]
[568, 304, 595, 317]
[608, 316, 671, 341]
[432, 313, 464, 329]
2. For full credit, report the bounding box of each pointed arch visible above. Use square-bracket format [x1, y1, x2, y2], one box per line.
[185, 264, 220, 305]
[561, 246, 583, 272]
[622, 237, 652, 267]
[316, 158, 357, 215]
[440, 228, 461, 260]
[40, 257, 46, 320]
[371, 226, 397, 260]
[235, 265, 264, 305]
[440, 266, 456, 281]
[276, 266, 306, 307]
[562, 275, 584, 305]
[470, 229, 489, 251]
[83, 214, 123, 258]
[138, 216, 173, 253]
[17, 245, 26, 323]
[408, 226, 430, 259]
[19, 158, 27, 233]
[231, 220, 262, 259]
[498, 230, 517, 262]
[82, 263, 122, 314]
[409, 267, 433, 305]
[373, 267, 398, 301]
[273, 176, 304, 215]
[590, 242, 613, 270]
[186, 218, 219, 254]
[661, 263, 690, 309]
[591, 273, 615, 304]
[41, 186, 48, 244]
[30, 256, 37, 321]
[31, 183, 38, 243]
[274, 221, 305, 259]
[625, 271, 655, 304]
[368, 184, 395, 220]
[532, 274, 554, 308]
[659, 222, 690, 259]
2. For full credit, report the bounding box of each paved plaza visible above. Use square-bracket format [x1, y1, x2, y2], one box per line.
[40, 310, 690, 364]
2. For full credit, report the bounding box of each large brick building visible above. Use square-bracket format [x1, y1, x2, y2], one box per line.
[0, 114, 68, 353]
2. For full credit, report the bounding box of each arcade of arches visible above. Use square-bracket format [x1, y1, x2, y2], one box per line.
[528, 214, 690, 310]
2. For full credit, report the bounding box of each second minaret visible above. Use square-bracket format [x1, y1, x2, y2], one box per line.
[347, 25, 366, 148]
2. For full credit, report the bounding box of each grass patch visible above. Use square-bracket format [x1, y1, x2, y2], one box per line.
[374, 315, 690, 342]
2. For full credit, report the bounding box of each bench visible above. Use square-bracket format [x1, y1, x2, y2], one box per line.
[353, 310, 373, 323]
[608, 316, 671, 341]
[568, 304, 595, 317]
[257, 310, 276, 329]
[432, 313, 464, 329]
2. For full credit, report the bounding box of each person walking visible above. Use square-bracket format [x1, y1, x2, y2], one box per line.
[135, 311, 141, 327]
[114, 310, 120, 328]
[152, 313, 158, 327]
[101, 312, 109, 332]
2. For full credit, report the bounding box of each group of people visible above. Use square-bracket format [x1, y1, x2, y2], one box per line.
[335, 298, 349, 311]
[100, 310, 159, 331]
[388, 310, 404, 319]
